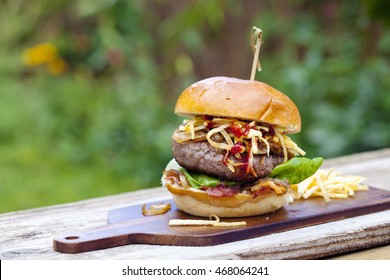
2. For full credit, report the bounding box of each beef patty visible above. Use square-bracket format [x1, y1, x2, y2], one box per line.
[172, 140, 284, 182]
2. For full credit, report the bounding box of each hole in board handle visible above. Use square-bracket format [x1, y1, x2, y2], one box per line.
[65, 236, 79, 240]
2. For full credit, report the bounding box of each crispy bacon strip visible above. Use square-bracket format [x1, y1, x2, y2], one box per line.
[201, 184, 241, 197]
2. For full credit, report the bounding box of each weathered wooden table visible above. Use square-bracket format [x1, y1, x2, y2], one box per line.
[1, 149, 389, 260]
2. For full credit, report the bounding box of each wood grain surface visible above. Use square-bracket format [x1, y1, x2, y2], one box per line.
[53, 187, 390, 254]
[1, 148, 390, 259]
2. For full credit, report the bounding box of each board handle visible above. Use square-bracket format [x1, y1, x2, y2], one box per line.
[53, 223, 141, 254]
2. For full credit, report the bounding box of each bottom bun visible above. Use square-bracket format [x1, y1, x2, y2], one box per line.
[162, 159, 292, 217]
[170, 188, 291, 218]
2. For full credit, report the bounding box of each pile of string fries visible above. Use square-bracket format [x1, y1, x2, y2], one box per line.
[291, 169, 368, 203]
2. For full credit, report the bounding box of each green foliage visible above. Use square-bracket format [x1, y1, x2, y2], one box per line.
[0, 73, 176, 212]
[250, 1, 390, 157]
[0, 0, 389, 213]
[0, 1, 176, 212]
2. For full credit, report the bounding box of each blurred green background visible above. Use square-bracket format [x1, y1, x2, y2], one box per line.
[0, 0, 389, 213]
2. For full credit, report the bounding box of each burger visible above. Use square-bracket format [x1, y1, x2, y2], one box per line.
[162, 76, 322, 217]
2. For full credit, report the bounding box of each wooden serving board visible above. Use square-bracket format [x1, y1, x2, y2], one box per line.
[53, 187, 390, 254]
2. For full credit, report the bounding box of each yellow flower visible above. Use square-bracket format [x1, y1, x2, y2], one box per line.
[22, 43, 58, 66]
[22, 43, 67, 74]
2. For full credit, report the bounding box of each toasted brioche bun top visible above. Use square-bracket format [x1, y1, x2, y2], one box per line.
[175, 76, 301, 134]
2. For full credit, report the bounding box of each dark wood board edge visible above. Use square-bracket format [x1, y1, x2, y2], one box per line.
[53, 187, 390, 253]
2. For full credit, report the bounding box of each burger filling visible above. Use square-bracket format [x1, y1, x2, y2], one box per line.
[166, 115, 322, 198]
[172, 140, 284, 181]
[173, 116, 305, 174]
[163, 169, 289, 198]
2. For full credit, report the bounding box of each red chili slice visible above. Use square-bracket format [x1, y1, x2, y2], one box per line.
[226, 123, 257, 138]
[226, 124, 245, 138]
[230, 142, 245, 154]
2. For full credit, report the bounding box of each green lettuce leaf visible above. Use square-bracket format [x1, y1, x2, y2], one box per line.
[180, 168, 237, 189]
[269, 157, 323, 184]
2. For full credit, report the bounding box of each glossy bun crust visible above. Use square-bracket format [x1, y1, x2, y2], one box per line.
[174, 76, 301, 134]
